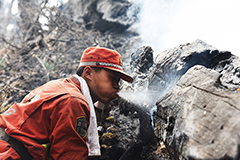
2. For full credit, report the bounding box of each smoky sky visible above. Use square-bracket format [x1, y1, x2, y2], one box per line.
[132, 0, 240, 57]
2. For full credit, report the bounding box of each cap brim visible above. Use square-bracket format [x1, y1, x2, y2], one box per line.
[106, 67, 133, 83]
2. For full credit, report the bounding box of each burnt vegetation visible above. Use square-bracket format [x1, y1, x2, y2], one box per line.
[1, 1, 163, 159]
[0, 0, 138, 111]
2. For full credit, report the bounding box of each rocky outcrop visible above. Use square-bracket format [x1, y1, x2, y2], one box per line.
[65, 0, 137, 33]
[150, 40, 240, 159]
[116, 39, 240, 159]
[148, 39, 234, 97]
[154, 65, 240, 159]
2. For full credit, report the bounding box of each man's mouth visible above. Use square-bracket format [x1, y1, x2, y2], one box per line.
[115, 92, 119, 97]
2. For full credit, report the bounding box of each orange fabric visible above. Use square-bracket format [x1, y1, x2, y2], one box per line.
[80, 47, 122, 67]
[0, 140, 21, 159]
[0, 77, 90, 160]
[79, 47, 133, 83]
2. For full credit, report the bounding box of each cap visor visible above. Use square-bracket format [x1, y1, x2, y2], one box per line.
[106, 68, 133, 83]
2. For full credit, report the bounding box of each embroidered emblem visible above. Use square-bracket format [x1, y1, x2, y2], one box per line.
[4, 108, 16, 116]
[119, 57, 123, 66]
[75, 116, 87, 138]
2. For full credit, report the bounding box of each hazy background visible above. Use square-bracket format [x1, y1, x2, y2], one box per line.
[133, 0, 240, 57]
[4, 0, 240, 58]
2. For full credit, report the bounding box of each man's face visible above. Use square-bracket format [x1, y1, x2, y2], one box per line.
[89, 68, 121, 104]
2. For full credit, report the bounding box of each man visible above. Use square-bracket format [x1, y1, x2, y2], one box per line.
[0, 47, 133, 160]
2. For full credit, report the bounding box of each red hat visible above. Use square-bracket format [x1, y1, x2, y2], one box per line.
[79, 47, 133, 83]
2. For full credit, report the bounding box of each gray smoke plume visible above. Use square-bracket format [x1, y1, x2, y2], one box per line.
[131, 0, 240, 57]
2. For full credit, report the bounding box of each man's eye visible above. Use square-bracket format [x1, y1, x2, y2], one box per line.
[110, 76, 116, 81]
[110, 76, 120, 82]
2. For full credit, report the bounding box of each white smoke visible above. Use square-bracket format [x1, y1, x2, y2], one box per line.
[132, 0, 240, 57]
[118, 90, 159, 107]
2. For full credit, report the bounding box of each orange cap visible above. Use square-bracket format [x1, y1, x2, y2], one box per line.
[79, 47, 133, 83]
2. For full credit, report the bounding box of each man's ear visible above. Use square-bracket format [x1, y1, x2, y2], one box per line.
[82, 66, 93, 81]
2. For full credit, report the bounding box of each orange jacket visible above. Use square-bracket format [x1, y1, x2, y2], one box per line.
[0, 76, 90, 160]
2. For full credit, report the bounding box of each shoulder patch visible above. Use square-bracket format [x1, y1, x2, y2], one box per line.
[75, 116, 87, 138]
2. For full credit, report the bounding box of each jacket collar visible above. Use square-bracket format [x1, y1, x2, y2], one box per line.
[69, 75, 81, 90]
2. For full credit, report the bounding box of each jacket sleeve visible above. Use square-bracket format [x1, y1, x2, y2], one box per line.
[48, 96, 90, 160]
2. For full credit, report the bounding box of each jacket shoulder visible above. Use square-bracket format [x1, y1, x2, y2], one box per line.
[57, 78, 86, 102]
[23, 78, 85, 104]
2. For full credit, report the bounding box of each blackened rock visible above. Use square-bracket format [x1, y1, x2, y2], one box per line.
[121, 46, 154, 92]
[119, 142, 143, 160]
[149, 39, 233, 97]
[65, 0, 136, 33]
[130, 46, 154, 73]
[154, 65, 240, 160]
[213, 55, 240, 90]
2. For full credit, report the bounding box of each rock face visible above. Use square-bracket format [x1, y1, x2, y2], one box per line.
[114, 39, 240, 159]
[65, 0, 137, 33]
[111, 39, 240, 159]
[151, 40, 240, 159]
[154, 65, 240, 159]
[149, 39, 234, 97]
